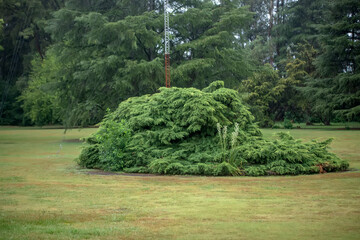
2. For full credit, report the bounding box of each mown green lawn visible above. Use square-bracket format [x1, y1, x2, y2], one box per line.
[275, 122, 360, 130]
[0, 126, 359, 240]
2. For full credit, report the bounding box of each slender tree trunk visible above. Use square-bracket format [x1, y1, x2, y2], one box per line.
[51, 0, 61, 10]
[268, 0, 274, 39]
[35, 31, 44, 60]
[351, 10, 356, 73]
[147, 0, 156, 60]
[269, 0, 274, 66]
[281, 0, 285, 23]
[148, 0, 155, 11]
[275, 0, 280, 57]
[276, 0, 280, 24]
[34, 26, 44, 60]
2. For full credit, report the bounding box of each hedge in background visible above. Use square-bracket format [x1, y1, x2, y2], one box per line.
[78, 81, 348, 176]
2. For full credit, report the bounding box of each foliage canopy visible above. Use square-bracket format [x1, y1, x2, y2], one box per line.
[1, 0, 358, 128]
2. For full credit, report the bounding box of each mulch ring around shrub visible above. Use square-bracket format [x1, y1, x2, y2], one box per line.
[63, 139, 83, 143]
[86, 170, 159, 177]
[85, 170, 204, 178]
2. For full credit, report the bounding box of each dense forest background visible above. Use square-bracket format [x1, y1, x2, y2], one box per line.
[0, 0, 359, 128]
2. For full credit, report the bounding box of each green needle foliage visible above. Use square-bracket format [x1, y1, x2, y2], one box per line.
[78, 81, 348, 176]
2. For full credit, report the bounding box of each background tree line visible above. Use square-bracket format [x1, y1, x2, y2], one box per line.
[0, 0, 359, 127]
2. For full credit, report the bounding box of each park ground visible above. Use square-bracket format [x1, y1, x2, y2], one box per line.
[0, 126, 359, 239]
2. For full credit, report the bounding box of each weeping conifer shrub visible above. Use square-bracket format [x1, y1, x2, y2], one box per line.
[77, 81, 348, 176]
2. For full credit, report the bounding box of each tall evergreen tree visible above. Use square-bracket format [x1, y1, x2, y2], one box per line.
[274, 0, 328, 72]
[0, 0, 64, 124]
[41, 3, 163, 127]
[21, 1, 255, 127]
[302, 0, 360, 123]
[172, 3, 254, 88]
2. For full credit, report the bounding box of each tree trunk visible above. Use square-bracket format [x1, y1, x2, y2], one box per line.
[322, 113, 331, 126]
[269, 0, 274, 66]
[268, 0, 274, 39]
[281, 0, 284, 21]
[34, 28, 44, 60]
[147, 0, 156, 60]
[51, 0, 61, 10]
[276, 0, 280, 24]
[275, 0, 280, 57]
[148, 0, 155, 11]
[351, 10, 356, 73]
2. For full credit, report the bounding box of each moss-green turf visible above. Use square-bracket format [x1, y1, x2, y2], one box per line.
[0, 127, 359, 239]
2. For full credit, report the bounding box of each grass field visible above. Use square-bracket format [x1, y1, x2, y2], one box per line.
[274, 122, 360, 130]
[0, 126, 359, 240]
